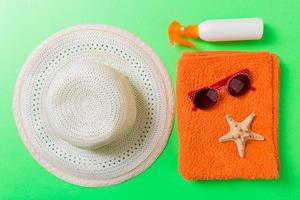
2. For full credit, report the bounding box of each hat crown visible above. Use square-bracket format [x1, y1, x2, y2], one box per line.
[45, 60, 137, 149]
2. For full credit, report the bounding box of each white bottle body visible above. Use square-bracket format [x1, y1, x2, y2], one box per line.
[198, 18, 263, 42]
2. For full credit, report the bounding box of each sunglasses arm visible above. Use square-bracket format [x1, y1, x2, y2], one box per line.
[211, 68, 250, 89]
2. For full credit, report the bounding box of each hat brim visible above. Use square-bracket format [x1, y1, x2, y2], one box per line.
[13, 24, 174, 187]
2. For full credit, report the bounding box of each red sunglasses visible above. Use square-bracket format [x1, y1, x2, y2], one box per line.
[188, 69, 254, 110]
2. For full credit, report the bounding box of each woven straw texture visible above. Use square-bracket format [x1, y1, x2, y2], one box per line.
[13, 24, 174, 187]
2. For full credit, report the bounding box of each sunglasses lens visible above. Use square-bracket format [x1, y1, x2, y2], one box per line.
[194, 88, 218, 109]
[228, 74, 251, 96]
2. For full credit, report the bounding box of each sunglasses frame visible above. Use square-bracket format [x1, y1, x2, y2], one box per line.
[188, 68, 252, 110]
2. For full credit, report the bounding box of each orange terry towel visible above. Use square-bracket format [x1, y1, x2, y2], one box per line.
[176, 51, 280, 180]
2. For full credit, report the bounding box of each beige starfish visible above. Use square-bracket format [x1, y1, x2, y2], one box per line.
[218, 113, 264, 158]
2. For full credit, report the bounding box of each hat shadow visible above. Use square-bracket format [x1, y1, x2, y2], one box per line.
[94, 81, 150, 154]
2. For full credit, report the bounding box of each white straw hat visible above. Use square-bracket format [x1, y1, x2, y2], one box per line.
[13, 24, 174, 187]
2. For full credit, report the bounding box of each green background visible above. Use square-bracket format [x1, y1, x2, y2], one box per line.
[0, 0, 299, 199]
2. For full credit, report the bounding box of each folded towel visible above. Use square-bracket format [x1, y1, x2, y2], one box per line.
[176, 51, 280, 180]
